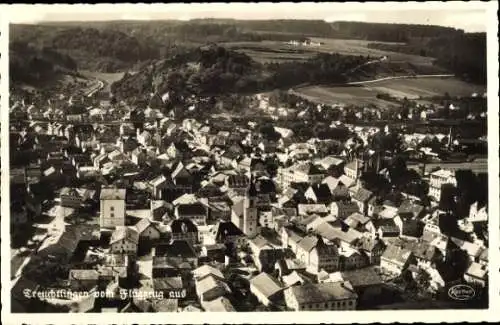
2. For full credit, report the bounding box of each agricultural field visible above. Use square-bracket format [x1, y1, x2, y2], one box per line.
[290, 84, 398, 108]
[308, 38, 436, 66]
[224, 40, 316, 63]
[363, 77, 486, 99]
[224, 38, 436, 66]
[292, 77, 484, 107]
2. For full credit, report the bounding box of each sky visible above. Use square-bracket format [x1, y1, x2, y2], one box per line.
[8, 2, 493, 33]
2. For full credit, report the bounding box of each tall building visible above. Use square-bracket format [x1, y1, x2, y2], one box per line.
[243, 175, 259, 238]
[428, 169, 456, 202]
[100, 187, 126, 229]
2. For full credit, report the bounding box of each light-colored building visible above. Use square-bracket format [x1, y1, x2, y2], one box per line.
[278, 162, 325, 188]
[464, 262, 487, 288]
[110, 226, 139, 254]
[100, 187, 126, 229]
[428, 169, 456, 202]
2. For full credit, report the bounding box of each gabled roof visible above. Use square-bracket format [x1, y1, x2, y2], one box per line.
[149, 175, 167, 187]
[345, 212, 370, 227]
[250, 272, 283, 298]
[381, 244, 412, 266]
[201, 296, 235, 312]
[171, 162, 191, 179]
[297, 235, 319, 252]
[398, 200, 424, 217]
[282, 270, 307, 287]
[322, 176, 341, 192]
[153, 276, 183, 291]
[352, 187, 373, 203]
[250, 234, 273, 250]
[193, 264, 225, 281]
[338, 175, 355, 188]
[155, 240, 197, 258]
[341, 267, 383, 287]
[134, 218, 158, 234]
[212, 221, 244, 241]
[306, 184, 332, 201]
[287, 281, 357, 304]
[196, 274, 231, 297]
[110, 226, 139, 244]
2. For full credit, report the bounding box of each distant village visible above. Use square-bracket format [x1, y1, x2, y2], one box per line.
[9, 84, 488, 313]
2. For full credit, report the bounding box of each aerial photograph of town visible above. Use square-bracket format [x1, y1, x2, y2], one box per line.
[8, 4, 490, 314]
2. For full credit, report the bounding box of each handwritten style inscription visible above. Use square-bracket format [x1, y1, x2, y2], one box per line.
[448, 284, 475, 301]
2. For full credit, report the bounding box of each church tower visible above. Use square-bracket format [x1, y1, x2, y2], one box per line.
[243, 175, 259, 238]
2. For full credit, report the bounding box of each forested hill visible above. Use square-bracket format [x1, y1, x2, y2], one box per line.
[10, 41, 78, 86]
[11, 20, 472, 74]
[110, 44, 434, 102]
[11, 25, 161, 72]
[329, 21, 461, 42]
[10, 20, 483, 85]
[368, 32, 487, 83]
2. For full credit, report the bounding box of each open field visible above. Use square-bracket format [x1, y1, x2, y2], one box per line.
[308, 38, 435, 65]
[224, 38, 436, 65]
[362, 77, 485, 99]
[224, 41, 315, 63]
[292, 76, 484, 107]
[290, 84, 398, 108]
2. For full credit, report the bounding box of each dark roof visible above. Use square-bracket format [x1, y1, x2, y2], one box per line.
[171, 218, 198, 233]
[381, 244, 412, 265]
[227, 174, 249, 188]
[374, 218, 399, 234]
[307, 184, 332, 200]
[288, 282, 357, 304]
[412, 243, 437, 261]
[212, 221, 244, 241]
[176, 202, 207, 216]
[341, 267, 383, 287]
[155, 240, 197, 258]
[153, 276, 183, 291]
[352, 187, 373, 203]
[398, 200, 424, 218]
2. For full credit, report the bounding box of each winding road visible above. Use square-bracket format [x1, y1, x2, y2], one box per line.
[345, 74, 455, 86]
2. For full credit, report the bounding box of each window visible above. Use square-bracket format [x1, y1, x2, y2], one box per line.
[110, 213, 114, 218]
[110, 206, 114, 211]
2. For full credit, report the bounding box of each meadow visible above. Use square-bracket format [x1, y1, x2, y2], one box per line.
[224, 38, 436, 66]
[292, 77, 484, 107]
